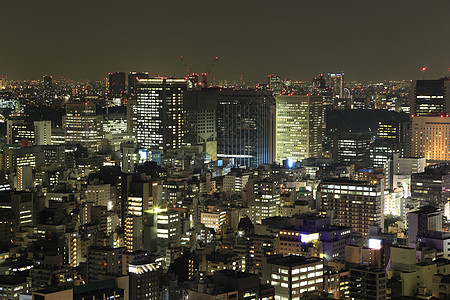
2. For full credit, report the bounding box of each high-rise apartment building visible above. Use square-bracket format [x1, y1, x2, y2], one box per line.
[410, 79, 450, 116]
[17, 165, 33, 191]
[411, 115, 450, 164]
[63, 102, 98, 149]
[217, 89, 275, 167]
[275, 95, 323, 163]
[34, 121, 52, 145]
[135, 78, 188, 151]
[320, 180, 384, 236]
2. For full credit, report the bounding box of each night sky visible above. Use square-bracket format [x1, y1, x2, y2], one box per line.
[1, 0, 449, 82]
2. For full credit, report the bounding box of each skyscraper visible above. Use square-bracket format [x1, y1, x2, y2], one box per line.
[411, 115, 450, 164]
[183, 88, 218, 160]
[275, 94, 323, 163]
[135, 78, 188, 151]
[217, 89, 275, 167]
[121, 174, 150, 251]
[267, 74, 282, 95]
[63, 102, 98, 149]
[128, 72, 149, 96]
[410, 79, 450, 116]
[327, 73, 345, 99]
[108, 72, 126, 98]
[42, 75, 53, 105]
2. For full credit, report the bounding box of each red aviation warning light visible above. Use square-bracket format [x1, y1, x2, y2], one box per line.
[421, 66, 428, 80]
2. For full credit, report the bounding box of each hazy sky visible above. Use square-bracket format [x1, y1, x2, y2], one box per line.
[0, 0, 449, 82]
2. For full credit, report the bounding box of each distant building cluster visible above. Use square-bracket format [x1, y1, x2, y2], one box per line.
[0, 72, 447, 299]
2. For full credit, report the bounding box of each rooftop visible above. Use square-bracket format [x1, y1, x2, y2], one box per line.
[214, 269, 258, 279]
[410, 205, 440, 215]
[267, 255, 321, 267]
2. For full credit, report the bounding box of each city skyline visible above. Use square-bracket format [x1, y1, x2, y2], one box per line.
[1, 1, 450, 299]
[0, 0, 448, 81]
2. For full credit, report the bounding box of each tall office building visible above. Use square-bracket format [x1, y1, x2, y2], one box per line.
[0, 191, 34, 232]
[0, 75, 6, 89]
[392, 153, 426, 175]
[128, 262, 161, 300]
[121, 174, 151, 251]
[6, 119, 34, 145]
[320, 180, 384, 236]
[410, 164, 450, 206]
[348, 266, 387, 300]
[377, 120, 402, 151]
[263, 255, 323, 299]
[135, 78, 188, 151]
[108, 72, 126, 98]
[184, 88, 218, 159]
[411, 115, 450, 164]
[42, 75, 53, 105]
[267, 74, 282, 95]
[407, 205, 442, 244]
[63, 102, 98, 149]
[34, 121, 52, 145]
[17, 166, 33, 191]
[248, 179, 281, 224]
[331, 132, 371, 168]
[327, 72, 345, 99]
[87, 246, 125, 282]
[275, 94, 323, 163]
[124, 215, 143, 252]
[128, 72, 149, 96]
[156, 209, 180, 255]
[410, 79, 450, 116]
[217, 89, 275, 167]
[86, 184, 114, 209]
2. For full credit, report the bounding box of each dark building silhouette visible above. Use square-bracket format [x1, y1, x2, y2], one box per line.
[108, 72, 126, 98]
[217, 89, 275, 167]
[410, 79, 450, 116]
[128, 72, 149, 96]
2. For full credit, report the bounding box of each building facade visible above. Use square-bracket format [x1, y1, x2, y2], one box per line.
[276, 95, 323, 163]
[135, 78, 188, 151]
[320, 180, 384, 236]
